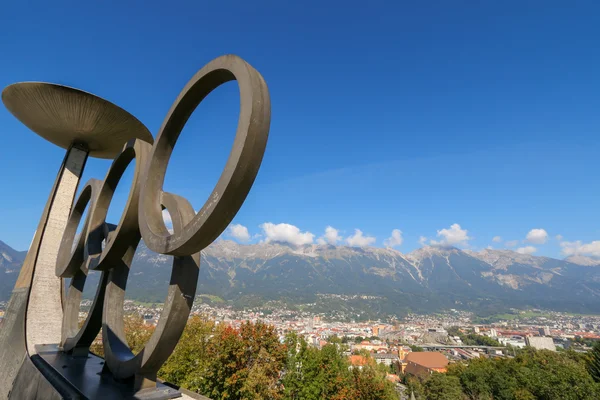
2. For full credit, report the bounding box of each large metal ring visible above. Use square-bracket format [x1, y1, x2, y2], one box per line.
[103, 193, 200, 379]
[61, 267, 109, 354]
[139, 54, 271, 256]
[86, 138, 152, 271]
[56, 179, 108, 353]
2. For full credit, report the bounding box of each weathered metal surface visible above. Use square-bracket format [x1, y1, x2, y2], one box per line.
[139, 55, 271, 256]
[1, 82, 152, 159]
[103, 192, 199, 382]
[0, 54, 269, 399]
[36, 344, 179, 399]
[85, 139, 152, 272]
[9, 354, 80, 399]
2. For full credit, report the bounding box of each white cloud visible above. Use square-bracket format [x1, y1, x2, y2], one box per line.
[560, 240, 600, 257]
[505, 240, 518, 248]
[418, 236, 428, 246]
[317, 226, 342, 245]
[516, 246, 537, 255]
[260, 222, 314, 246]
[492, 236, 502, 243]
[432, 223, 471, 247]
[346, 229, 376, 247]
[555, 234, 563, 241]
[383, 229, 403, 248]
[228, 224, 251, 242]
[526, 228, 548, 244]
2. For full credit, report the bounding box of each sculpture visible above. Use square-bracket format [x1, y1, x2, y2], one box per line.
[0, 54, 270, 399]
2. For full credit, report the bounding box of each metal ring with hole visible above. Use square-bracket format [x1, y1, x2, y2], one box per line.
[102, 192, 199, 380]
[58, 139, 150, 353]
[56, 179, 107, 353]
[60, 266, 109, 354]
[56, 179, 102, 278]
[139, 54, 271, 257]
[86, 138, 152, 271]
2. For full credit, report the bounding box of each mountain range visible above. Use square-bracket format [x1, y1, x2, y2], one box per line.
[2, 239, 600, 316]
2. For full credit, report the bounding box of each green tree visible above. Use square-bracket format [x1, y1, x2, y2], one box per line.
[159, 316, 215, 392]
[425, 373, 464, 400]
[201, 321, 286, 400]
[444, 347, 600, 400]
[403, 375, 425, 400]
[89, 315, 155, 358]
[351, 364, 397, 400]
[282, 333, 396, 400]
[587, 341, 600, 382]
[424, 373, 464, 400]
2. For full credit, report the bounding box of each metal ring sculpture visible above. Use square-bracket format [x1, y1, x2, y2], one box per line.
[53, 54, 271, 390]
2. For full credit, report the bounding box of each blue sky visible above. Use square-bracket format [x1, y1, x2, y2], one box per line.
[1, 1, 599, 259]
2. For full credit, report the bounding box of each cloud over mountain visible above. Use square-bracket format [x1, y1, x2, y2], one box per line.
[384, 229, 403, 248]
[317, 226, 342, 245]
[346, 229, 376, 247]
[260, 222, 315, 246]
[560, 240, 600, 257]
[431, 223, 470, 247]
[228, 224, 251, 242]
[526, 229, 548, 244]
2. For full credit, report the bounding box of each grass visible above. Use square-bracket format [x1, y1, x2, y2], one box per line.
[196, 294, 225, 303]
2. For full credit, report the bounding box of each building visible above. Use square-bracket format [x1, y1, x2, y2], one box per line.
[348, 355, 372, 370]
[539, 326, 550, 337]
[373, 353, 400, 366]
[404, 352, 449, 377]
[398, 345, 412, 361]
[353, 341, 388, 353]
[526, 336, 556, 351]
[372, 324, 386, 336]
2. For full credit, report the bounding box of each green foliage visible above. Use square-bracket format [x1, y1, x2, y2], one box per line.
[587, 341, 600, 382]
[445, 347, 600, 400]
[447, 326, 461, 337]
[281, 333, 396, 400]
[89, 315, 155, 358]
[158, 318, 286, 399]
[461, 334, 501, 347]
[201, 321, 287, 400]
[108, 318, 600, 400]
[424, 373, 464, 400]
[447, 326, 502, 347]
[409, 344, 423, 352]
[403, 375, 425, 399]
[351, 364, 397, 400]
[159, 316, 215, 391]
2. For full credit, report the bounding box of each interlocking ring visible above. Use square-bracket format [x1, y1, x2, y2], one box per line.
[58, 139, 152, 353]
[58, 179, 106, 353]
[86, 139, 152, 271]
[56, 179, 101, 279]
[139, 55, 271, 256]
[102, 193, 199, 379]
[52, 54, 270, 385]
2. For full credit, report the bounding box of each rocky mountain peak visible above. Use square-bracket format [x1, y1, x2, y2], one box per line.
[564, 255, 600, 266]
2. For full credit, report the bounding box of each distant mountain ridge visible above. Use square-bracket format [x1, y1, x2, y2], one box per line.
[0, 240, 27, 299]
[2, 239, 600, 315]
